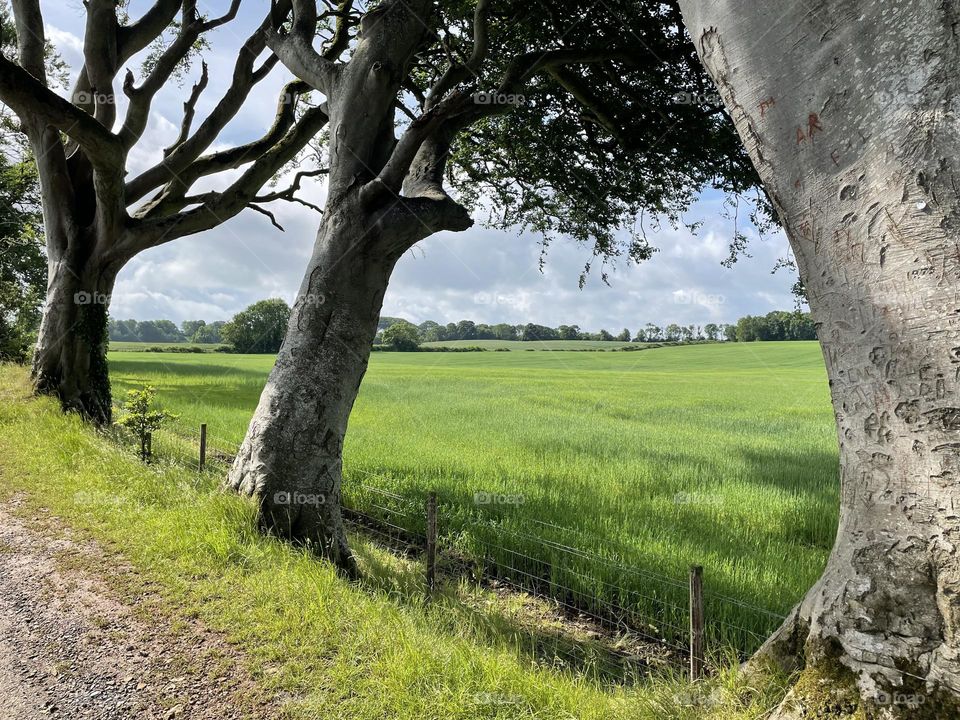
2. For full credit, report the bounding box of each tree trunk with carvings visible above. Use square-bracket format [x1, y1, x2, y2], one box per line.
[678, 1, 960, 716]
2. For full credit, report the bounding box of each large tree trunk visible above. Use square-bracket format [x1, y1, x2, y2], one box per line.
[678, 0, 960, 716]
[31, 245, 117, 426]
[227, 195, 402, 577]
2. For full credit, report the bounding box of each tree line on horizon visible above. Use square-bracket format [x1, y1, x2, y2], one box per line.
[102, 300, 816, 353]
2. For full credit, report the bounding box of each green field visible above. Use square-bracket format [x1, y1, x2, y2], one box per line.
[109, 340, 227, 352]
[419, 339, 649, 350]
[108, 341, 839, 654]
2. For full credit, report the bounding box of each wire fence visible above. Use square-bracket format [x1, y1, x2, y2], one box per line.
[116, 417, 792, 678]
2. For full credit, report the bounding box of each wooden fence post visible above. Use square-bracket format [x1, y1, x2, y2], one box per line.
[689, 564, 705, 681]
[199, 423, 207, 471]
[426, 491, 437, 592]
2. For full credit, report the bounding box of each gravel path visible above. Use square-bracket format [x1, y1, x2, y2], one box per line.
[0, 499, 275, 720]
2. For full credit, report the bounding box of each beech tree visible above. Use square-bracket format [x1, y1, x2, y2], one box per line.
[227, 0, 760, 574]
[678, 0, 960, 716]
[0, 0, 329, 423]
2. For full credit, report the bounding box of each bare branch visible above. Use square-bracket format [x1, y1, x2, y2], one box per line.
[123, 104, 329, 253]
[124, 4, 289, 203]
[83, 0, 121, 128]
[361, 90, 473, 206]
[265, 0, 340, 94]
[0, 54, 123, 167]
[129, 80, 312, 217]
[254, 168, 327, 213]
[247, 203, 285, 231]
[116, 0, 182, 62]
[164, 60, 209, 157]
[10, 0, 46, 81]
[119, 1, 241, 150]
[425, 0, 490, 110]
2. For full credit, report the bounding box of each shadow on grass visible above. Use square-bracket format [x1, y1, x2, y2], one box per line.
[348, 531, 676, 686]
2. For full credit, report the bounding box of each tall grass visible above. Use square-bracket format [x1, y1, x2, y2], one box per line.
[108, 341, 839, 653]
[0, 364, 792, 719]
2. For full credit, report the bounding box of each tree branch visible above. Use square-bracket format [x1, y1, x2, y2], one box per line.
[123, 104, 329, 253]
[129, 80, 312, 217]
[83, 0, 120, 128]
[264, 0, 340, 94]
[164, 60, 209, 157]
[124, 3, 291, 203]
[254, 168, 327, 213]
[0, 54, 123, 167]
[247, 203, 285, 231]
[119, 0, 241, 150]
[10, 0, 46, 81]
[425, 0, 490, 110]
[361, 90, 474, 207]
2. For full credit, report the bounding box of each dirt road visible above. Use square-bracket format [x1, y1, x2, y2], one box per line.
[0, 499, 274, 720]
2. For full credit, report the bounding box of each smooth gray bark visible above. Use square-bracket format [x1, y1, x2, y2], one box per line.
[1, 0, 322, 423]
[227, 196, 397, 576]
[31, 239, 118, 424]
[678, 0, 960, 716]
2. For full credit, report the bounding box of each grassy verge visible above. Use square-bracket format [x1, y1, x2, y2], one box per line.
[109, 342, 838, 651]
[0, 365, 790, 719]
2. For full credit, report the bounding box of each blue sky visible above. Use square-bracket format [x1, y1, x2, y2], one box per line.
[42, 1, 799, 332]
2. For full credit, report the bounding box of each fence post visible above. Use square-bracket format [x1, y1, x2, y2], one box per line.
[689, 564, 705, 681]
[199, 423, 207, 471]
[426, 491, 437, 592]
[145, 432, 152, 463]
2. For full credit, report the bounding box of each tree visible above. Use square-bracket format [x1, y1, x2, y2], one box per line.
[633, 328, 647, 342]
[492, 323, 518, 341]
[679, 1, 960, 714]
[381, 321, 421, 351]
[181, 320, 205, 340]
[228, 0, 760, 574]
[221, 299, 291, 354]
[616, 328, 631, 342]
[0, 152, 43, 361]
[0, 0, 329, 423]
[646, 323, 662, 341]
[418, 320, 442, 342]
[192, 321, 225, 344]
[455, 319, 478, 340]
[114, 385, 177, 461]
[703, 322, 719, 341]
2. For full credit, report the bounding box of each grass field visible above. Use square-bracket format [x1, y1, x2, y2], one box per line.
[109, 341, 227, 352]
[419, 339, 648, 350]
[108, 341, 839, 653]
[0, 365, 792, 719]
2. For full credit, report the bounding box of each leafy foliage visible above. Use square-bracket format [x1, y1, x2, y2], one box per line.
[381, 321, 421, 351]
[0, 154, 44, 362]
[221, 299, 291, 354]
[115, 385, 178, 460]
[423, 0, 764, 277]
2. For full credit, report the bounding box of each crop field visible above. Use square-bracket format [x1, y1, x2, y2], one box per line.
[109, 341, 227, 352]
[108, 341, 839, 655]
[418, 339, 645, 350]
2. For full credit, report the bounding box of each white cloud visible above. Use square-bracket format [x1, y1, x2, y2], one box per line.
[41, 3, 800, 331]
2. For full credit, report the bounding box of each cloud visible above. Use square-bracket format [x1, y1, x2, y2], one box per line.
[43, 5, 800, 331]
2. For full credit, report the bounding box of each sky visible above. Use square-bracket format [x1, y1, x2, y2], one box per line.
[40, 1, 800, 333]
